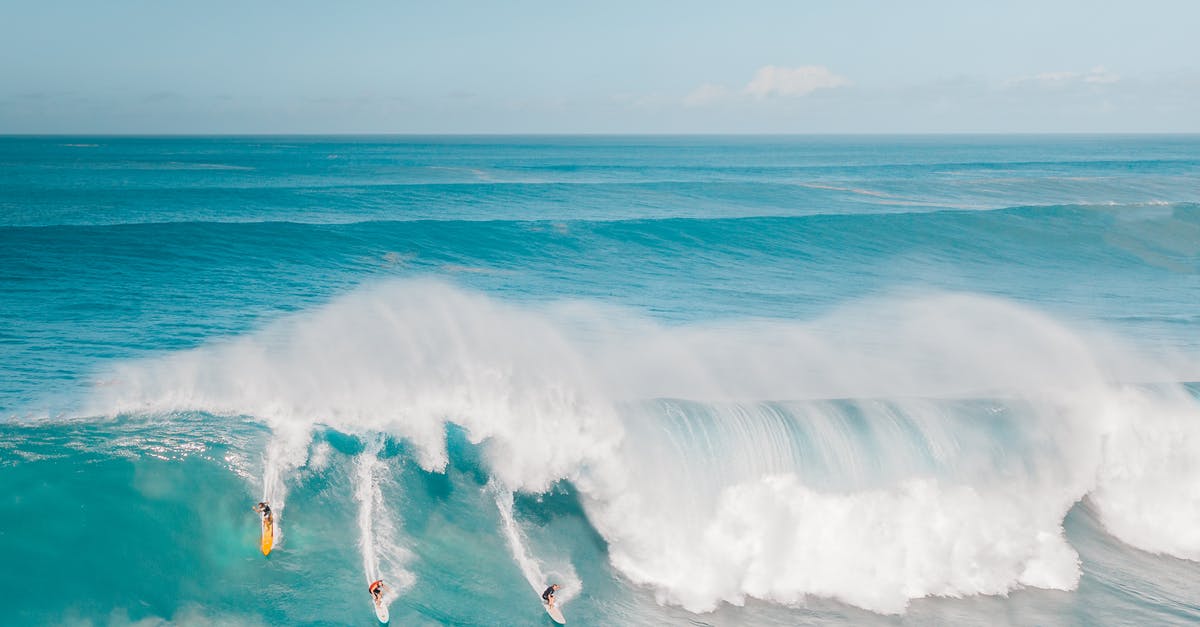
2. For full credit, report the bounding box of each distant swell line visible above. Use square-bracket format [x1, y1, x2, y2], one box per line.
[2, 201, 1197, 232]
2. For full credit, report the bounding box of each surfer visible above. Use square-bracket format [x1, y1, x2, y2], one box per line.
[541, 583, 560, 609]
[254, 501, 275, 556]
[369, 580, 389, 606]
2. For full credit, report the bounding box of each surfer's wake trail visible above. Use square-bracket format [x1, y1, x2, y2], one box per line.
[355, 437, 414, 602]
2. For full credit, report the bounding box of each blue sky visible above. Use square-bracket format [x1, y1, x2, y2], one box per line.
[1, 0, 1197, 133]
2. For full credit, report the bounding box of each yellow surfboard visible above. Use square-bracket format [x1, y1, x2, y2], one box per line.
[261, 516, 274, 556]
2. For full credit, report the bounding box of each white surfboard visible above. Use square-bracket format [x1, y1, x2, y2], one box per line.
[374, 601, 389, 623]
[543, 602, 565, 624]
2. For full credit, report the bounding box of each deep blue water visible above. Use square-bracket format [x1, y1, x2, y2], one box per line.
[2, 136, 1199, 626]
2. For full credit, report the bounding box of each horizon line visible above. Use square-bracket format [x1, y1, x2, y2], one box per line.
[4, 131, 1200, 138]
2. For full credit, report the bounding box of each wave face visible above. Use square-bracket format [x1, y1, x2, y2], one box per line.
[3, 136, 1200, 625]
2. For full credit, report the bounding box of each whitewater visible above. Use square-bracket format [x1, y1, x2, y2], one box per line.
[2, 135, 1200, 625]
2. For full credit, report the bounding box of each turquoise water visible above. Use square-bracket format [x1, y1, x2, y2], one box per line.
[2, 136, 1200, 625]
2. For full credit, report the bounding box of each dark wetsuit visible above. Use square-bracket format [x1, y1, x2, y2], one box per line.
[542, 586, 556, 603]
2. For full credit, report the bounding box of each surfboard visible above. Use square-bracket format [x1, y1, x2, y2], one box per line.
[374, 601, 389, 623]
[260, 516, 274, 556]
[543, 602, 565, 624]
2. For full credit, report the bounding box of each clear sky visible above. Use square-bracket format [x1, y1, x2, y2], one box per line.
[1, 0, 1197, 133]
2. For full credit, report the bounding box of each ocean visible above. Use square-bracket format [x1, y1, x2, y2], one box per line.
[2, 135, 1199, 625]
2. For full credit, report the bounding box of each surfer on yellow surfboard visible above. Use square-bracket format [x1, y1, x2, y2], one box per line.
[253, 501, 274, 555]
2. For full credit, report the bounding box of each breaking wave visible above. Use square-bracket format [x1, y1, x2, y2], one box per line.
[81, 280, 1200, 614]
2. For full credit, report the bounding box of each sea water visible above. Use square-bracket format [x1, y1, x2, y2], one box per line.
[1, 135, 1199, 625]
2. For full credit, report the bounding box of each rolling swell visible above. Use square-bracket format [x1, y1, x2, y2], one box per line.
[4, 202, 1198, 414]
[5, 134, 1200, 228]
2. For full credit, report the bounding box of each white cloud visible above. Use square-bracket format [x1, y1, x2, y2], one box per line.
[744, 65, 850, 98]
[683, 83, 731, 107]
[679, 65, 850, 108]
[1032, 71, 1080, 82]
[1083, 66, 1120, 84]
[612, 91, 676, 110]
[1009, 65, 1120, 88]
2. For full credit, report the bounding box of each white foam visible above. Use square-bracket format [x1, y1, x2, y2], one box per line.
[580, 389, 1109, 614]
[590, 473, 1082, 614]
[1090, 385, 1200, 560]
